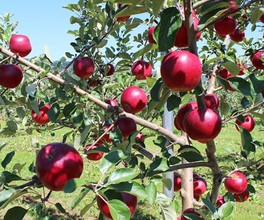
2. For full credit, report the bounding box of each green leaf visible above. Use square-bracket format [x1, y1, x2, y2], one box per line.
[109, 181, 147, 199]
[4, 206, 27, 220]
[166, 95, 181, 111]
[63, 102, 76, 117]
[55, 203, 66, 213]
[6, 121, 18, 132]
[150, 78, 164, 102]
[1, 171, 22, 184]
[48, 103, 60, 122]
[250, 6, 263, 24]
[149, 0, 165, 17]
[109, 199, 131, 220]
[218, 201, 234, 218]
[162, 178, 172, 191]
[222, 60, 239, 76]
[80, 199, 96, 217]
[26, 83, 37, 97]
[201, 198, 216, 214]
[100, 150, 126, 174]
[200, 1, 229, 16]
[249, 73, 264, 94]
[157, 193, 177, 220]
[145, 182, 157, 204]
[108, 168, 138, 184]
[178, 145, 204, 162]
[71, 187, 91, 210]
[133, 43, 158, 60]
[154, 7, 181, 51]
[64, 179, 77, 193]
[1, 151, 15, 169]
[0, 188, 28, 209]
[220, 97, 230, 116]
[149, 157, 169, 174]
[228, 77, 255, 100]
[0, 141, 7, 152]
[241, 129, 256, 158]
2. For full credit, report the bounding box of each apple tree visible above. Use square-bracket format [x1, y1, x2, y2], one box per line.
[0, 0, 264, 219]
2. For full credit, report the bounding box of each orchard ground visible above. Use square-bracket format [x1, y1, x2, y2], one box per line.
[0, 119, 263, 220]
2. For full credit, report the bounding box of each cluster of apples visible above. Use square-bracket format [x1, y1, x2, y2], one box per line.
[0, 34, 31, 89]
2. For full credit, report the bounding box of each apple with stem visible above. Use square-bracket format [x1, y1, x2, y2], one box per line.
[234, 190, 250, 202]
[85, 142, 104, 161]
[115, 117, 137, 140]
[121, 86, 148, 114]
[0, 64, 23, 89]
[235, 115, 255, 132]
[131, 60, 152, 80]
[205, 94, 219, 110]
[102, 63, 115, 76]
[214, 16, 237, 36]
[73, 57, 95, 78]
[9, 34, 32, 57]
[36, 142, 83, 191]
[31, 104, 51, 125]
[224, 171, 248, 194]
[160, 50, 202, 92]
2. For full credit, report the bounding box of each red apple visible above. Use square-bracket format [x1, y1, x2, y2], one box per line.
[224, 171, 248, 194]
[73, 57, 95, 78]
[174, 174, 182, 192]
[216, 195, 225, 207]
[9, 34, 32, 57]
[31, 104, 51, 125]
[116, 4, 130, 22]
[148, 26, 156, 44]
[193, 177, 207, 196]
[105, 97, 119, 107]
[97, 192, 138, 219]
[214, 16, 237, 36]
[135, 132, 145, 142]
[121, 86, 148, 114]
[217, 68, 235, 91]
[250, 51, 264, 70]
[183, 108, 222, 141]
[174, 16, 201, 48]
[160, 50, 202, 92]
[131, 60, 152, 80]
[260, 13, 264, 23]
[103, 63, 115, 76]
[115, 117, 137, 140]
[0, 64, 23, 89]
[36, 142, 83, 191]
[230, 29, 245, 42]
[234, 190, 250, 202]
[237, 62, 247, 75]
[174, 102, 198, 131]
[235, 115, 255, 132]
[205, 94, 219, 110]
[85, 142, 104, 161]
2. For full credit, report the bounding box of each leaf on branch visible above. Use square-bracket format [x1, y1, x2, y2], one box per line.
[3, 206, 27, 220]
[71, 187, 91, 210]
[178, 145, 204, 162]
[145, 182, 157, 204]
[107, 168, 139, 184]
[109, 199, 131, 220]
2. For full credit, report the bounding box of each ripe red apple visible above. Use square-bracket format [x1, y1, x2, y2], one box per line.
[31, 104, 51, 125]
[121, 86, 148, 114]
[235, 115, 255, 132]
[148, 26, 156, 44]
[85, 142, 104, 161]
[131, 60, 152, 80]
[174, 16, 201, 48]
[97, 192, 138, 219]
[260, 13, 264, 23]
[0, 64, 23, 89]
[9, 34, 32, 57]
[234, 190, 250, 202]
[205, 94, 219, 110]
[36, 142, 83, 191]
[103, 63, 115, 76]
[250, 51, 264, 70]
[216, 195, 225, 207]
[217, 68, 235, 91]
[115, 117, 137, 140]
[183, 108, 222, 141]
[174, 102, 198, 131]
[193, 177, 207, 196]
[116, 4, 130, 22]
[105, 97, 119, 107]
[224, 171, 248, 194]
[160, 50, 202, 92]
[174, 174, 182, 192]
[73, 57, 95, 79]
[135, 132, 145, 142]
[230, 29, 245, 42]
[214, 16, 237, 36]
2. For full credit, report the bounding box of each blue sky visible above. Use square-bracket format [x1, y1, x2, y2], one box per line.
[0, 0, 77, 60]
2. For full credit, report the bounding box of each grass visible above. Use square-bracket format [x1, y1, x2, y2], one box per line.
[0, 119, 263, 219]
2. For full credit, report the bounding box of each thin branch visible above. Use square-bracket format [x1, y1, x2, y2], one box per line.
[168, 161, 214, 172]
[0, 46, 186, 146]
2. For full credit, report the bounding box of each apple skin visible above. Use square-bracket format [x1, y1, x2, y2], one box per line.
[160, 50, 202, 92]
[116, 4, 130, 22]
[131, 60, 152, 80]
[105, 97, 119, 107]
[36, 142, 83, 191]
[148, 26, 156, 44]
[183, 108, 222, 141]
[224, 171, 248, 194]
[174, 16, 201, 48]
[135, 132, 145, 142]
[31, 104, 51, 125]
[97, 192, 138, 219]
[230, 29, 245, 42]
[260, 13, 264, 23]
[121, 86, 148, 114]
[234, 190, 250, 202]
[174, 102, 198, 131]
[193, 177, 207, 196]
[9, 34, 32, 57]
[174, 174, 182, 192]
[73, 57, 95, 79]
[214, 16, 237, 36]
[250, 51, 264, 70]
[115, 117, 137, 140]
[216, 195, 225, 207]
[0, 64, 23, 88]
[235, 115, 255, 132]
[105, 64, 115, 76]
[85, 143, 104, 161]
[217, 68, 235, 91]
[205, 94, 219, 110]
